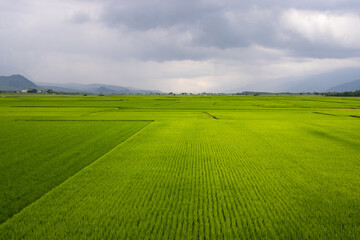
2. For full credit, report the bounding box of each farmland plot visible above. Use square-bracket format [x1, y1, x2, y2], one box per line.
[0, 120, 151, 223]
[0, 111, 359, 239]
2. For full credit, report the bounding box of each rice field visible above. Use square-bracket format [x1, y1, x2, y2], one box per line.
[0, 94, 359, 239]
[0, 120, 151, 223]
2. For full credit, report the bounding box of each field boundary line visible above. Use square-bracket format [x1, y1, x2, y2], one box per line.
[0, 120, 154, 227]
[312, 111, 336, 116]
[11, 106, 117, 108]
[204, 111, 218, 119]
[14, 119, 154, 122]
[81, 109, 108, 116]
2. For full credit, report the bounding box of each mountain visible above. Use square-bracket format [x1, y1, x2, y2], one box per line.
[38, 83, 130, 93]
[226, 67, 360, 93]
[281, 68, 360, 93]
[0, 75, 38, 91]
[0, 75, 162, 94]
[91, 87, 119, 94]
[327, 79, 360, 92]
[39, 85, 81, 93]
[36, 82, 161, 94]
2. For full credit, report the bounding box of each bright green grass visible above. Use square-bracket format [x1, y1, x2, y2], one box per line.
[1, 94, 360, 110]
[0, 120, 151, 223]
[0, 94, 359, 239]
[0, 116, 359, 239]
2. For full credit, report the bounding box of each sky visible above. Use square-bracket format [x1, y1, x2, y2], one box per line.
[1, 0, 360, 92]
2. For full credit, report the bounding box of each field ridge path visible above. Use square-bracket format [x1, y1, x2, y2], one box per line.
[204, 111, 217, 119]
[0, 121, 153, 227]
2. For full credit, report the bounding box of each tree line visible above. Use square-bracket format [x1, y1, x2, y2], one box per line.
[321, 90, 360, 96]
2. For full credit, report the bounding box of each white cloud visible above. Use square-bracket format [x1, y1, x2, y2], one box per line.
[281, 9, 360, 48]
[1, 0, 360, 92]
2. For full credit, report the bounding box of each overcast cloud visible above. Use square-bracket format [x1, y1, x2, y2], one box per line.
[1, 0, 360, 92]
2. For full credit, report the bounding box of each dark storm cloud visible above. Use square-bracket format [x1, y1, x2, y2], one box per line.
[1, 0, 360, 92]
[101, 0, 215, 30]
[99, 0, 360, 30]
[100, 0, 276, 49]
[97, 0, 360, 60]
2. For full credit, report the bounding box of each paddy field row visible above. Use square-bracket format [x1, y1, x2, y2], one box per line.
[0, 95, 359, 239]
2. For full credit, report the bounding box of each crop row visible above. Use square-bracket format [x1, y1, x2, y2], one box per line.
[0, 120, 150, 223]
[1, 115, 359, 239]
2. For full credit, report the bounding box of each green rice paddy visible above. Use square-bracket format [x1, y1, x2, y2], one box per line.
[0, 94, 359, 239]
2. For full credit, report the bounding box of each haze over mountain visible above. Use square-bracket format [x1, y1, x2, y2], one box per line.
[0, 75, 162, 94]
[3, 72, 360, 94]
[227, 68, 360, 93]
[328, 79, 360, 92]
[0, 75, 38, 91]
[281, 68, 360, 93]
[36, 81, 162, 94]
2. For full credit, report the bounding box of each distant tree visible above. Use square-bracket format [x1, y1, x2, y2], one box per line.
[46, 89, 55, 94]
[322, 90, 360, 97]
[27, 88, 37, 93]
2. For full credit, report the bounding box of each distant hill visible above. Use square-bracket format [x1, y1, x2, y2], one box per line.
[327, 79, 360, 92]
[0, 74, 161, 94]
[282, 68, 360, 93]
[39, 85, 81, 93]
[226, 67, 360, 93]
[36, 82, 161, 94]
[0, 75, 38, 91]
[92, 87, 119, 94]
